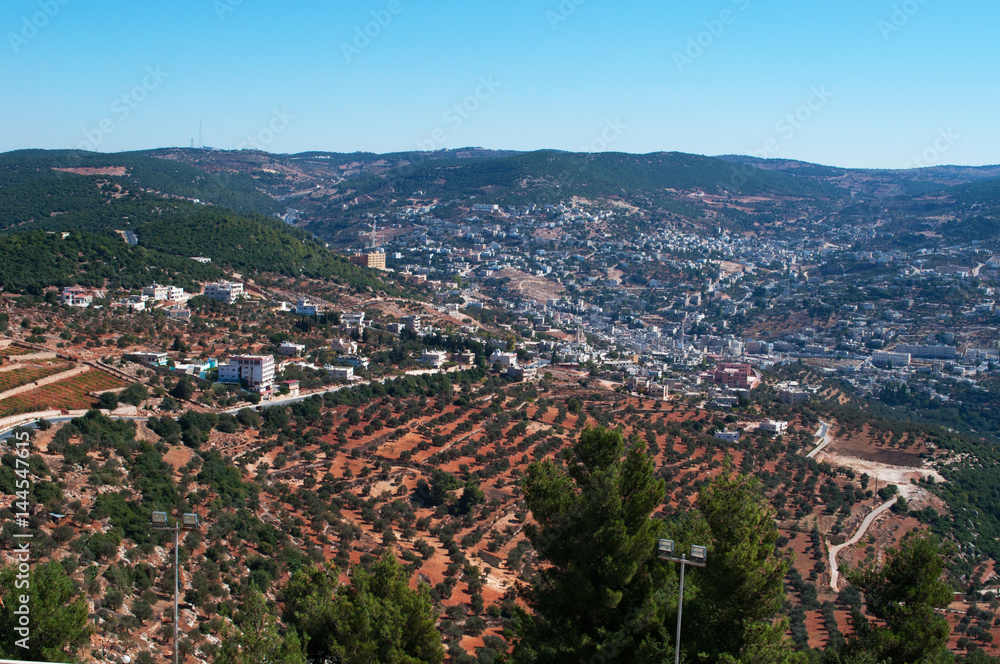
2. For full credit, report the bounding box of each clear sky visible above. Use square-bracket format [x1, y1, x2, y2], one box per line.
[2, 0, 998, 168]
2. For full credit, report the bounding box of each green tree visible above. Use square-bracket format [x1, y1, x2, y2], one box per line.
[98, 391, 119, 410]
[509, 426, 670, 663]
[844, 531, 954, 664]
[0, 561, 94, 661]
[687, 459, 798, 663]
[216, 587, 307, 664]
[283, 554, 443, 664]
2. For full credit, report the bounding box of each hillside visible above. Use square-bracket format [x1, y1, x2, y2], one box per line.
[0, 151, 407, 296]
[0, 231, 222, 294]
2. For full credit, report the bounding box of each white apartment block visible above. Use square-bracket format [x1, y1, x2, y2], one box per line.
[420, 350, 449, 368]
[759, 420, 788, 435]
[143, 283, 186, 301]
[872, 350, 911, 368]
[219, 354, 275, 391]
[296, 298, 322, 316]
[204, 281, 244, 304]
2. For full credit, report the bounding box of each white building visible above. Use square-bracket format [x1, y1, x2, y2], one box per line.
[330, 338, 358, 355]
[60, 287, 93, 308]
[279, 341, 306, 357]
[327, 365, 354, 381]
[341, 312, 366, 330]
[204, 281, 244, 304]
[143, 283, 185, 302]
[218, 355, 275, 391]
[490, 349, 518, 368]
[759, 420, 788, 435]
[167, 307, 191, 321]
[872, 350, 911, 368]
[134, 352, 168, 366]
[714, 429, 741, 443]
[420, 350, 449, 368]
[296, 298, 322, 316]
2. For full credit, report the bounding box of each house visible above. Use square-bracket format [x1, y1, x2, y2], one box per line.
[280, 380, 300, 398]
[401, 315, 422, 332]
[455, 350, 476, 364]
[218, 355, 275, 391]
[174, 358, 218, 379]
[714, 429, 740, 443]
[279, 341, 306, 357]
[327, 365, 354, 381]
[489, 349, 518, 368]
[420, 350, 448, 368]
[203, 281, 244, 304]
[330, 338, 358, 355]
[60, 287, 93, 308]
[341, 312, 366, 330]
[778, 384, 809, 404]
[341, 356, 370, 369]
[295, 298, 322, 316]
[759, 420, 788, 435]
[508, 365, 538, 382]
[134, 352, 168, 366]
[167, 307, 191, 321]
[143, 283, 185, 301]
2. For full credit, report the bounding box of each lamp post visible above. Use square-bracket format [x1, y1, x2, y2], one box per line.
[152, 511, 200, 664]
[658, 539, 707, 664]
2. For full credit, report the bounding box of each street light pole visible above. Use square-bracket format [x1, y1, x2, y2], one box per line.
[658, 539, 707, 664]
[173, 525, 179, 664]
[152, 512, 199, 664]
[675, 554, 686, 664]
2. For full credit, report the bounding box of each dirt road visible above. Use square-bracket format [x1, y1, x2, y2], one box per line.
[828, 496, 898, 591]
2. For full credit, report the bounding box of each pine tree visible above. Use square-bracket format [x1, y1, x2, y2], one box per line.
[282, 553, 443, 664]
[844, 531, 955, 664]
[0, 561, 93, 662]
[509, 426, 671, 663]
[687, 459, 799, 664]
[215, 587, 307, 664]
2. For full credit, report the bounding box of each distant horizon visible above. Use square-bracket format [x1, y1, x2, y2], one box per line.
[4, 0, 999, 170]
[7, 144, 1000, 174]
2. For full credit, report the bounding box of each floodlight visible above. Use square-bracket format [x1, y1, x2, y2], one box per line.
[690, 545, 708, 565]
[182, 513, 199, 530]
[658, 539, 674, 559]
[151, 511, 168, 527]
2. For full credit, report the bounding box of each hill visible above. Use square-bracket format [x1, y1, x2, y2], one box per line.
[0, 230, 222, 294]
[0, 150, 406, 295]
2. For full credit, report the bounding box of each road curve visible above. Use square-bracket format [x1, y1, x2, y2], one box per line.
[806, 420, 831, 458]
[828, 496, 898, 591]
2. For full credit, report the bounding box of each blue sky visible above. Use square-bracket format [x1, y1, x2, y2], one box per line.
[2, 0, 998, 168]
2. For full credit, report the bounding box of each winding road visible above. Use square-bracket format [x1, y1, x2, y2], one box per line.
[806, 420, 832, 458]
[828, 496, 898, 591]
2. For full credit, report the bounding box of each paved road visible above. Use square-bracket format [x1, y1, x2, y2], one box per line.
[828, 496, 898, 591]
[806, 420, 831, 459]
